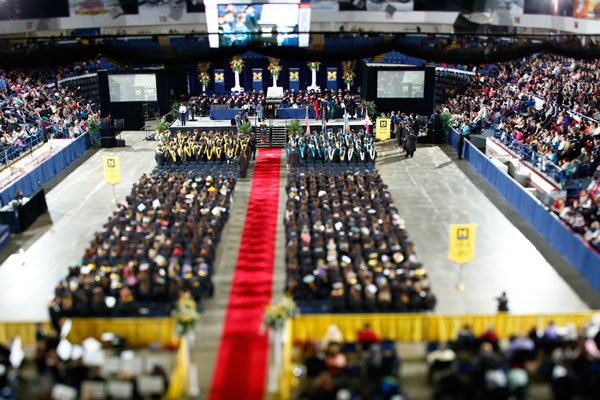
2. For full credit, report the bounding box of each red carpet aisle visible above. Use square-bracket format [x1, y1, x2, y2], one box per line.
[209, 148, 282, 400]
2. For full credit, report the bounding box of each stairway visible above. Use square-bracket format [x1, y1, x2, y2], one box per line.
[270, 126, 287, 148]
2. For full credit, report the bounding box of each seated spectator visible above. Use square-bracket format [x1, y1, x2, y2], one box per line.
[358, 323, 380, 350]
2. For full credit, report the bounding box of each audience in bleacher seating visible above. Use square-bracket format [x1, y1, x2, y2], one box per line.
[286, 129, 376, 165]
[51, 165, 237, 318]
[296, 325, 404, 400]
[428, 317, 600, 400]
[284, 167, 435, 313]
[441, 54, 600, 251]
[0, 64, 101, 167]
[155, 129, 255, 167]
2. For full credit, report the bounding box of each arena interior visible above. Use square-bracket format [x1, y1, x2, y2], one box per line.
[2, 0, 600, 399]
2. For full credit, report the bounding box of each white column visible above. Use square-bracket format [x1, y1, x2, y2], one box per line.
[202, 84, 206, 93]
[272, 74, 277, 88]
[307, 69, 319, 91]
[267, 326, 283, 393]
[232, 71, 242, 92]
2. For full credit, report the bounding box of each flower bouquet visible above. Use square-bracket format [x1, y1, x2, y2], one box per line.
[307, 61, 321, 71]
[268, 63, 282, 79]
[342, 71, 355, 86]
[263, 297, 298, 330]
[199, 71, 211, 86]
[172, 296, 201, 336]
[230, 57, 244, 73]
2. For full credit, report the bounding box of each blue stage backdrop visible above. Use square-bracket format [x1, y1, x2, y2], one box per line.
[327, 68, 338, 91]
[214, 69, 225, 93]
[252, 68, 263, 92]
[289, 68, 300, 92]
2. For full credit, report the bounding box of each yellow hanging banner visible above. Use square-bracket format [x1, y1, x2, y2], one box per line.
[103, 156, 121, 185]
[449, 224, 476, 264]
[376, 118, 391, 141]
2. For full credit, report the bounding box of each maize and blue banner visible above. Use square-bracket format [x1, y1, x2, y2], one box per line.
[214, 69, 225, 93]
[327, 68, 338, 91]
[289, 68, 300, 92]
[252, 68, 263, 92]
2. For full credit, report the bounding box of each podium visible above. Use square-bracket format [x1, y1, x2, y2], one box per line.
[266, 88, 283, 120]
[265, 100, 280, 120]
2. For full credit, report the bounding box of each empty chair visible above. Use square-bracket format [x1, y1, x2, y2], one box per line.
[80, 381, 107, 400]
[51, 384, 77, 400]
[144, 355, 170, 374]
[101, 356, 121, 377]
[106, 380, 134, 399]
[136, 375, 166, 397]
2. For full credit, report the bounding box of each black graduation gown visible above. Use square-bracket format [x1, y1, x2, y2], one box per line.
[404, 133, 417, 154]
[237, 155, 249, 178]
[155, 150, 165, 166]
[288, 149, 301, 168]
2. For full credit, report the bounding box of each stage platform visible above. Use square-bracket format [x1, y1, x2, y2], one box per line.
[168, 116, 368, 131]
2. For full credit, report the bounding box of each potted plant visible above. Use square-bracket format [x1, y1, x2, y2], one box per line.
[365, 101, 377, 118]
[156, 117, 170, 142]
[441, 111, 453, 133]
[241, 121, 251, 135]
[287, 119, 301, 137]
[86, 117, 100, 148]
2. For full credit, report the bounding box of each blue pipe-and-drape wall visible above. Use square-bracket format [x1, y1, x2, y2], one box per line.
[450, 129, 600, 292]
[189, 60, 345, 95]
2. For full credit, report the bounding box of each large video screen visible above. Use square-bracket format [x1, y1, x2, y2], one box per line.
[377, 70, 425, 98]
[219, 3, 297, 46]
[109, 74, 157, 102]
[205, 0, 310, 48]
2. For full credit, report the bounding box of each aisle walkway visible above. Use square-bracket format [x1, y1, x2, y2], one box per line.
[209, 148, 282, 400]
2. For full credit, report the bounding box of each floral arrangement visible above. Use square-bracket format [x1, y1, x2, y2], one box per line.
[230, 57, 244, 73]
[307, 61, 321, 71]
[268, 63, 282, 79]
[342, 71, 355, 86]
[263, 297, 298, 330]
[172, 295, 201, 336]
[198, 71, 211, 86]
